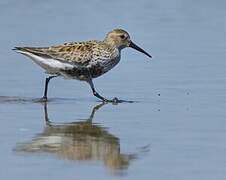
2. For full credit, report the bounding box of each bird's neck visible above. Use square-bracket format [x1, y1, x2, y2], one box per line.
[103, 39, 125, 52]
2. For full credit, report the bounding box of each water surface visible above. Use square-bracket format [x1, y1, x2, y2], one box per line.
[0, 0, 226, 180]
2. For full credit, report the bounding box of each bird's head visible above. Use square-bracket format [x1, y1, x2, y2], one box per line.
[104, 29, 152, 58]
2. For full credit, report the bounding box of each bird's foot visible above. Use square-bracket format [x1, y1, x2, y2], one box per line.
[104, 97, 134, 104]
[109, 97, 120, 104]
[93, 92, 134, 103]
[35, 97, 48, 103]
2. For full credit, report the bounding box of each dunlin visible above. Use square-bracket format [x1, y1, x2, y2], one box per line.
[13, 29, 152, 102]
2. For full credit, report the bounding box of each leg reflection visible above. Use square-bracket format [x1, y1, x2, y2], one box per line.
[44, 101, 107, 125]
[15, 102, 146, 175]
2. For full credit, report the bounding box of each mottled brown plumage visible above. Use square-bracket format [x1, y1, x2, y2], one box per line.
[13, 29, 152, 102]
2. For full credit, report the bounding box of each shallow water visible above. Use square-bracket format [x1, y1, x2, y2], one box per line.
[1, 0, 226, 179]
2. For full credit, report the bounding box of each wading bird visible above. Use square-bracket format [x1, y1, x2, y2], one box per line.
[14, 29, 152, 102]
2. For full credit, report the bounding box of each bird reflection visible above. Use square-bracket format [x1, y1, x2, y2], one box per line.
[15, 102, 142, 175]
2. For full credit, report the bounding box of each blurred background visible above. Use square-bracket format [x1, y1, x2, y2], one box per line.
[0, 0, 226, 179]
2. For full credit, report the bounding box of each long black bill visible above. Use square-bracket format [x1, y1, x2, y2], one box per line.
[129, 41, 152, 58]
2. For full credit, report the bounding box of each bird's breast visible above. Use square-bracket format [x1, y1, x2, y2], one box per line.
[88, 56, 120, 78]
[59, 54, 120, 80]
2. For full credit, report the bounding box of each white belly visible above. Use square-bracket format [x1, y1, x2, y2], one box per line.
[16, 50, 74, 74]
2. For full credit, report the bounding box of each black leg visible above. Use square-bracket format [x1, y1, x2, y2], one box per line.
[87, 78, 109, 102]
[42, 76, 57, 101]
[86, 75, 132, 103]
[92, 89, 108, 102]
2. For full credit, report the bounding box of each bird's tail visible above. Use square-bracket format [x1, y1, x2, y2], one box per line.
[12, 47, 50, 58]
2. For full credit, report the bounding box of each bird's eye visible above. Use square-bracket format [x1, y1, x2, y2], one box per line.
[120, 34, 126, 39]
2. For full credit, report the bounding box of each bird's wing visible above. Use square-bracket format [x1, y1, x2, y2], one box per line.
[14, 41, 100, 67]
